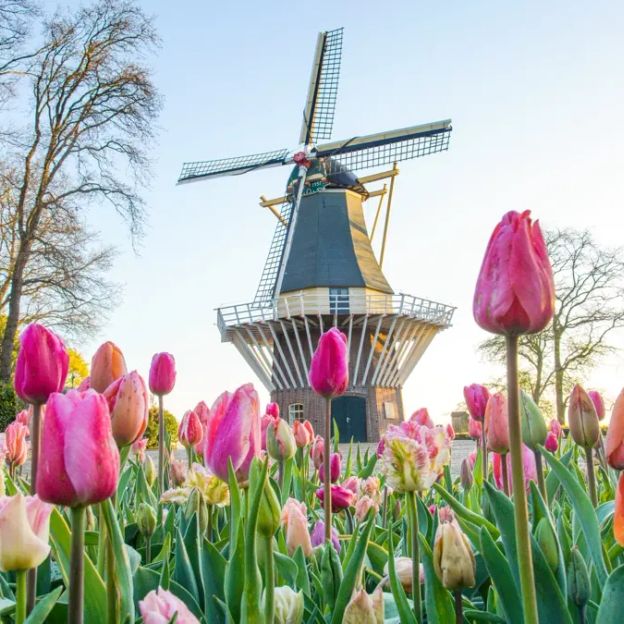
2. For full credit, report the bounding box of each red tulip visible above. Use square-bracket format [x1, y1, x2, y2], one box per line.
[588, 390, 605, 421]
[544, 431, 558, 453]
[309, 328, 349, 397]
[615, 473, 624, 546]
[203, 384, 261, 482]
[606, 388, 624, 469]
[103, 371, 149, 447]
[3, 421, 29, 469]
[315, 484, 355, 511]
[485, 392, 509, 453]
[463, 384, 490, 421]
[410, 408, 434, 428]
[467, 416, 482, 440]
[473, 210, 555, 335]
[90, 341, 127, 393]
[149, 352, 176, 396]
[319, 452, 341, 483]
[178, 409, 203, 449]
[310, 435, 325, 470]
[37, 390, 119, 507]
[293, 419, 314, 448]
[14, 323, 69, 404]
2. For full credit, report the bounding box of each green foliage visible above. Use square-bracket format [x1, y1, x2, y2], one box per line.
[144, 406, 178, 450]
[0, 383, 16, 432]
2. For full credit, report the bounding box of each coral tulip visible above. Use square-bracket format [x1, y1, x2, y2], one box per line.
[203, 384, 261, 482]
[103, 371, 149, 447]
[410, 408, 434, 428]
[281, 498, 313, 556]
[3, 421, 29, 470]
[468, 416, 482, 440]
[0, 494, 51, 571]
[463, 384, 490, 422]
[148, 352, 176, 396]
[37, 390, 120, 507]
[485, 392, 509, 453]
[139, 587, 199, 624]
[606, 388, 624, 469]
[178, 409, 203, 449]
[433, 521, 476, 590]
[90, 341, 127, 393]
[568, 384, 600, 449]
[309, 328, 349, 397]
[293, 419, 314, 447]
[614, 473, 624, 546]
[588, 390, 605, 421]
[315, 484, 355, 511]
[266, 417, 296, 462]
[473, 210, 555, 335]
[319, 452, 341, 483]
[14, 323, 68, 404]
[310, 435, 324, 470]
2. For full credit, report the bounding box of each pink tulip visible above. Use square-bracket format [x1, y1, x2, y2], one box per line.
[544, 431, 558, 453]
[203, 384, 261, 482]
[588, 390, 606, 421]
[467, 450, 477, 469]
[178, 409, 203, 449]
[463, 384, 490, 422]
[193, 401, 210, 455]
[410, 408, 434, 428]
[36, 389, 120, 507]
[309, 328, 349, 397]
[14, 323, 69, 405]
[428, 504, 437, 515]
[319, 452, 341, 483]
[139, 587, 200, 624]
[355, 495, 378, 522]
[169, 459, 187, 487]
[316, 484, 355, 511]
[492, 444, 536, 492]
[90, 341, 127, 393]
[4, 421, 29, 469]
[149, 352, 176, 396]
[77, 376, 91, 391]
[606, 388, 624, 470]
[310, 520, 340, 552]
[281, 498, 313, 556]
[103, 371, 149, 447]
[293, 419, 314, 448]
[266, 402, 280, 418]
[485, 392, 509, 453]
[15, 409, 30, 429]
[446, 424, 456, 441]
[132, 438, 148, 463]
[376, 437, 385, 458]
[549, 418, 562, 439]
[473, 210, 555, 335]
[341, 475, 360, 494]
[468, 416, 482, 440]
[310, 435, 325, 470]
[439, 506, 455, 524]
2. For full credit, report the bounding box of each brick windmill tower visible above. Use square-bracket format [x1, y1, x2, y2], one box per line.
[178, 28, 455, 441]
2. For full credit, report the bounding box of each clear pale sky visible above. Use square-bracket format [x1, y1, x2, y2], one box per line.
[73, 0, 624, 423]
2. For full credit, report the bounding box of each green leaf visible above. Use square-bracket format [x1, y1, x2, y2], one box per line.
[201, 540, 226, 624]
[280, 457, 294, 506]
[24, 587, 63, 624]
[542, 447, 608, 585]
[227, 459, 242, 553]
[419, 535, 455, 624]
[386, 524, 416, 624]
[357, 454, 377, 479]
[293, 546, 311, 596]
[463, 610, 507, 623]
[173, 527, 199, 603]
[224, 522, 244, 623]
[596, 565, 624, 624]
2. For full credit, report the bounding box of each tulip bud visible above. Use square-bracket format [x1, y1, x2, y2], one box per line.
[354, 496, 377, 522]
[144, 454, 156, 487]
[90, 341, 127, 393]
[343, 587, 384, 624]
[266, 417, 296, 462]
[265, 402, 280, 418]
[309, 328, 349, 398]
[320, 541, 343, 610]
[568, 385, 600, 449]
[132, 437, 148, 463]
[433, 521, 476, 590]
[520, 391, 548, 450]
[439, 506, 455, 524]
[468, 416, 482, 440]
[310, 435, 325, 470]
[316, 484, 355, 511]
[258, 480, 281, 538]
[614, 472, 624, 546]
[473, 210, 555, 336]
[148, 352, 176, 396]
[567, 546, 590, 608]
[139, 587, 200, 624]
[588, 390, 605, 421]
[293, 419, 314, 448]
[3, 421, 29, 470]
[178, 409, 203, 449]
[104, 371, 149, 447]
[460, 458, 473, 490]
[535, 517, 558, 571]
[383, 557, 424, 592]
[463, 384, 490, 422]
[274, 586, 304, 624]
[281, 498, 313, 557]
[485, 392, 509, 453]
[15, 409, 30, 429]
[606, 388, 624, 470]
[137, 502, 157, 538]
[544, 431, 558, 453]
[319, 452, 341, 483]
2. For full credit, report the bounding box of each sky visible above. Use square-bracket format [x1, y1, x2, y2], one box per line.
[63, 0, 624, 423]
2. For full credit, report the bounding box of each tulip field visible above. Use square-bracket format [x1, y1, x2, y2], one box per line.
[2, 209, 624, 624]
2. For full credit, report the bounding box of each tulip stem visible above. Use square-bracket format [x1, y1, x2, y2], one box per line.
[406, 490, 422, 624]
[382, 485, 389, 529]
[501, 452, 510, 496]
[534, 450, 547, 503]
[207, 504, 213, 542]
[263, 535, 275, 624]
[15, 570, 27, 624]
[26, 402, 42, 614]
[145, 535, 152, 564]
[506, 335, 539, 624]
[158, 395, 165, 496]
[69, 506, 86, 624]
[323, 397, 332, 543]
[584, 446, 598, 507]
[454, 589, 463, 624]
[481, 431, 488, 484]
[186, 446, 193, 470]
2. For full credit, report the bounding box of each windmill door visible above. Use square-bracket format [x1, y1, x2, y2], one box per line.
[331, 396, 367, 443]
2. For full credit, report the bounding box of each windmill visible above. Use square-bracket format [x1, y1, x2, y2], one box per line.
[178, 27, 455, 441]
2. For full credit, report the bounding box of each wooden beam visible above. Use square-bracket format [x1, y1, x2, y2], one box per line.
[358, 165, 399, 185]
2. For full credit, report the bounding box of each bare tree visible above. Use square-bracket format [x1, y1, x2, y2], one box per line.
[479, 228, 624, 423]
[0, 0, 160, 381]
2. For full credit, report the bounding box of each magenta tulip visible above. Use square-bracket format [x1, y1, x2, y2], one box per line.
[473, 210, 555, 335]
[149, 352, 176, 396]
[588, 390, 606, 421]
[316, 484, 355, 511]
[178, 409, 203, 449]
[463, 384, 490, 421]
[410, 408, 434, 428]
[14, 323, 68, 405]
[266, 402, 280, 418]
[90, 341, 127, 393]
[309, 328, 349, 397]
[203, 384, 261, 482]
[544, 432, 558, 453]
[103, 371, 149, 447]
[319, 452, 341, 483]
[36, 390, 120, 507]
[468, 416, 482, 440]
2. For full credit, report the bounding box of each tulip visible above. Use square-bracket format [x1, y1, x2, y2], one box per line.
[274, 586, 304, 624]
[410, 408, 434, 428]
[76, 376, 91, 391]
[178, 409, 203, 450]
[485, 392, 509, 453]
[204, 384, 261, 483]
[544, 432, 558, 453]
[15, 409, 30, 429]
[379, 435, 437, 494]
[463, 384, 490, 421]
[614, 473, 624, 546]
[309, 328, 349, 397]
[341, 475, 360, 494]
[90, 341, 127, 393]
[310, 520, 341, 552]
[588, 390, 605, 421]
[433, 521, 476, 590]
[132, 437, 147, 463]
[4, 421, 29, 473]
[383, 557, 424, 592]
[148, 352, 176, 396]
[567, 546, 590, 609]
[14, 323, 69, 405]
[460, 458, 473, 490]
[258, 480, 281, 538]
[103, 371, 149, 447]
[37, 389, 120, 507]
[473, 210, 555, 336]
[260, 414, 274, 451]
[354, 495, 377, 522]
[606, 388, 624, 470]
[315, 484, 355, 511]
[281, 498, 313, 556]
[343, 587, 384, 624]
[467, 416, 482, 440]
[144, 455, 156, 487]
[492, 445, 537, 493]
[293, 419, 314, 447]
[319, 452, 341, 483]
[266, 417, 297, 462]
[169, 459, 187, 487]
[549, 418, 562, 439]
[137, 502, 157, 538]
[184, 464, 229, 507]
[193, 401, 210, 456]
[139, 587, 200, 624]
[520, 392, 547, 450]
[266, 402, 280, 418]
[310, 435, 324, 470]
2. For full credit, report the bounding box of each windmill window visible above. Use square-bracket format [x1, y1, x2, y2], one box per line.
[329, 288, 350, 313]
[288, 403, 304, 425]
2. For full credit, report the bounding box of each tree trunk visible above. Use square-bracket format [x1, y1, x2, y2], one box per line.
[553, 326, 564, 424]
